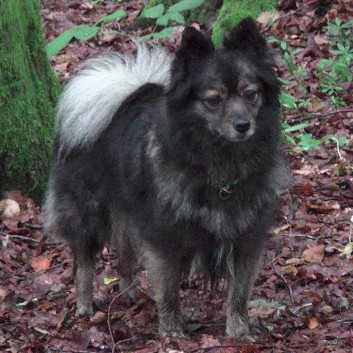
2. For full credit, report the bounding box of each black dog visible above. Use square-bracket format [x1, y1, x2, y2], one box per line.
[44, 18, 287, 337]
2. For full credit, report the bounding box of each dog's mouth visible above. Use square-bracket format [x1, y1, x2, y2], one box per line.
[215, 125, 256, 143]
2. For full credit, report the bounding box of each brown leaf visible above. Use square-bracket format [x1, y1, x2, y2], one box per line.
[241, 345, 259, 353]
[308, 203, 340, 214]
[308, 316, 320, 329]
[31, 256, 51, 272]
[257, 11, 279, 26]
[302, 245, 325, 263]
[200, 334, 221, 349]
[0, 199, 20, 218]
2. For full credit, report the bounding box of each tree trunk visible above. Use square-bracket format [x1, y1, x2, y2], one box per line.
[211, 0, 277, 45]
[0, 0, 60, 199]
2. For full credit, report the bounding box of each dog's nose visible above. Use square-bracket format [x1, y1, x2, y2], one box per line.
[233, 121, 251, 133]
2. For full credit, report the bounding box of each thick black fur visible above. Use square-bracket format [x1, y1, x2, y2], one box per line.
[45, 18, 287, 337]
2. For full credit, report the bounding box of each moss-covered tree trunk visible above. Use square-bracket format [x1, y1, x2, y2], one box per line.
[0, 0, 60, 199]
[211, 0, 277, 45]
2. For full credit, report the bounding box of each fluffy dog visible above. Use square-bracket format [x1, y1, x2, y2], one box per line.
[44, 18, 287, 337]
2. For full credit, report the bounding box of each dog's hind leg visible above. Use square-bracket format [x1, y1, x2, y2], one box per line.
[111, 214, 138, 297]
[226, 236, 265, 338]
[73, 248, 95, 315]
[143, 245, 184, 337]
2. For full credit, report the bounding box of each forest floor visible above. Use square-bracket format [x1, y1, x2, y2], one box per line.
[1, 0, 353, 352]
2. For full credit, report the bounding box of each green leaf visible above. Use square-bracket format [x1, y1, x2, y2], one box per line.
[167, 12, 185, 24]
[279, 92, 297, 109]
[321, 135, 347, 147]
[283, 122, 309, 133]
[74, 25, 98, 40]
[167, 0, 204, 13]
[298, 134, 322, 151]
[141, 4, 165, 19]
[97, 9, 127, 24]
[282, 133, 297, 145]
[156, 14, 170, 27]
[46, 28, 76, 57]
[140, 26, 178, 41]
[103, 277, 118, 285]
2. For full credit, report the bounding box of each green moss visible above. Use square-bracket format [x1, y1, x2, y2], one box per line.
[211, 0, 277, 45]
[0, 0, 60, 198]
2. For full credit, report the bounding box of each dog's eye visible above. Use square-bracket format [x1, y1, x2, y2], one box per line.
[203, 95, 222, 109]
[244, 90, 258, 102]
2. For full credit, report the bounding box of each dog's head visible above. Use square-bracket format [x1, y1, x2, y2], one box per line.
[169, 18, 280, 144]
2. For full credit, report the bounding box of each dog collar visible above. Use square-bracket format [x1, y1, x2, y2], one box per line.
[217, 179, 239, 200]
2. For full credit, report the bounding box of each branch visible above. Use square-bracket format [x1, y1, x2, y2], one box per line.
[0, 231, 40, 243]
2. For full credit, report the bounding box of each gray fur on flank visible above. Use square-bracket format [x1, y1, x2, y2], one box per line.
[57, 44, 172, 152]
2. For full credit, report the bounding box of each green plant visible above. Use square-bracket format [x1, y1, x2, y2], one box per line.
[279, 93, 310, 109]
[268, 37, 308, 80]
[139, 0, 204, 41]
[282, 121, 347, 152]
[325, 18, 352, 47]
[47, 9, 127, 57]
[316, 19, 353, 107]
[211, 0, 277, 46]
[282, 121, 310, 146]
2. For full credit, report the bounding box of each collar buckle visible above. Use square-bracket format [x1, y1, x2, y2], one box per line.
[219, 186, 233, 200]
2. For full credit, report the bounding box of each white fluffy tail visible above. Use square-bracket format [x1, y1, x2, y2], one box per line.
[57, 44, 172, 152]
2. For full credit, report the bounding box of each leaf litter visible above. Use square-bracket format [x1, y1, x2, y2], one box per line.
[1, 0, 353, 352]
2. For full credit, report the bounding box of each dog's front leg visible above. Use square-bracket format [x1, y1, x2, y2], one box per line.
[226, 237, 265, 338]
[143, 246, 184, 337]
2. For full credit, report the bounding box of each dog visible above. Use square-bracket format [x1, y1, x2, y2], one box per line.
[44, 17, 287, 338]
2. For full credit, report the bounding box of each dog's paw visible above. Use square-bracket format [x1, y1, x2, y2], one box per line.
[75, 301, 95, 316]
[159, 319, 185, 338]
[226, 315, 263, 339]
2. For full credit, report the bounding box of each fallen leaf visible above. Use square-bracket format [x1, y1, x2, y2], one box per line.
[90, 311, 107, 324]
[302, 245, 325, 263]
[257, 11, 279, 25]
[31, 256, 51, 272]
[308, 316, 320, 329]
[200, 334, 221, 349]
[0, 199, 20, 218]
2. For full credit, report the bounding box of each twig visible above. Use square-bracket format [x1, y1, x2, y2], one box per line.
[287, 233, 317, 240]
[313, 107, 353, 118]
[288, 107, 353, 123]
[0, 231, 40, 243]
[22, 222, 43, 229]
[0, 231, 58, 246]
[272, 264, 294, 303]
[107, 279, 139, 353]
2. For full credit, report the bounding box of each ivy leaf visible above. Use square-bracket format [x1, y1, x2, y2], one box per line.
[46, 28, 76, 57]
[167, 0, 204, 13]
[140, 4, 165, 19]
[96, 9, 127, 24]
[156, 14, 170, 27]
[279, 92, 297, 109]
[282, 122, 309, 133]
[298, 134, 322, 151]
[74, 25, 98, 41]
[140, 26, 178, 41]
[167, 12, 185, 25]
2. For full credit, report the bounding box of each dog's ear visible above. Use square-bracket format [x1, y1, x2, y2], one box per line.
[177, 27, 214, 62]
[223, 17, 267, 55]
